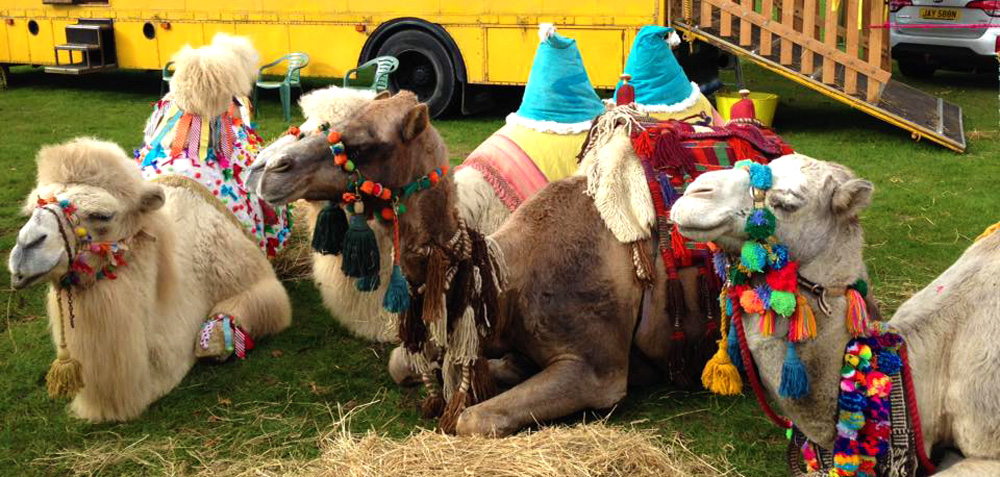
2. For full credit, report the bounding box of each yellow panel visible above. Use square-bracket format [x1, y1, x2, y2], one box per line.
[447, 26, 484, 82]
[114, 21, 161, 69]
[0, 23, 10, 62]
[156, 22, 205, 62]
[202, 22, 236, 41]
[6, 18, 30, 63]
[51, 18, 74, 65]
[572, 29, 625, 88]
[485, 27, 536, 83]
[26, 18, 55, 64]
[287, 24, 366, 77]
[235, 23, 289, 74]
[272, 0, 339, 13]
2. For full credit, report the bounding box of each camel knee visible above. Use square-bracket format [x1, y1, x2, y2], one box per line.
[214, 277, 291, 337]
[388, 346, 420, 386]
[935, 457, 1000, 476]
[455, 405, 516, 437]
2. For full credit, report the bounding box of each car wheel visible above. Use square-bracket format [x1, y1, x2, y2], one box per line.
[898, 60, 936, 79]
[376, 29, 457, 118]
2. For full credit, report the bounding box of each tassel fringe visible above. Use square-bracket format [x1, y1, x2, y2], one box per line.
[779, 342, 810, 399]
[46, 349, 84, 399]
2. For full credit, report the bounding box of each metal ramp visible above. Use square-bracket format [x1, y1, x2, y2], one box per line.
[669, 0, 966, 152]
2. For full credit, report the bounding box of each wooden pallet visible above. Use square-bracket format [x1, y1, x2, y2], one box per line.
[669, 0, 966, 152]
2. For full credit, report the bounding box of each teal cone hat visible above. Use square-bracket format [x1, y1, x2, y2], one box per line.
[613, 25, 700, 112]
[508, 23, 606, 134]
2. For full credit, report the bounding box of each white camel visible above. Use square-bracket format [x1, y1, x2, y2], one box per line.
[8, 138, 291, 422]
[671, 154, 1000, 475]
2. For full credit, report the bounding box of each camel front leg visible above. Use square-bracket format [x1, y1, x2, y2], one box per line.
[211, 276, 292, 337]
[455, 357, 627, 437]
[934, 457, 1000, 476]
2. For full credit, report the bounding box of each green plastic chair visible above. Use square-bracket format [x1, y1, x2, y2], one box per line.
[342, 56, 398, 92]
[253, 52, 310, 122]
[160, 60, 175, 96]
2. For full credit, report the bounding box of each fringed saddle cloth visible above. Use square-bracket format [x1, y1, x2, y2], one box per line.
[459, 123, 586, 211]
[135, 96, 292, 257]
[578, 106, 794, 378]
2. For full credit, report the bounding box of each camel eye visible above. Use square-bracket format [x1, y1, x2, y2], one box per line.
[88, 212, 115, 222]
[769, 190, 804, 213]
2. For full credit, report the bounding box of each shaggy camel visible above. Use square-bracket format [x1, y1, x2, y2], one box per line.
[252, 92, 725, 436]
[671, 154, 1000, 475]
[8, 139, 291, 422]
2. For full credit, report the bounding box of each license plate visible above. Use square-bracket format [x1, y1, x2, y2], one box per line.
[919, 8, 958, 20]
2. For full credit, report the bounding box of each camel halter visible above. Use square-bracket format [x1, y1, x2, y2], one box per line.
[285, 123, 448, 315]
[701, 162, 935, 476]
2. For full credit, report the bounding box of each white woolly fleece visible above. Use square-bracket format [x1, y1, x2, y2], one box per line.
[169, 43, 247, 118]
[538, 23, 557, 42]
[297, 86, 378, 132]
[504, 112, 593, 135]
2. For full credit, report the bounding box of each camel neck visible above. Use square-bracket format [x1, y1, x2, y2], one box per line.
[395, 171, 461, 285]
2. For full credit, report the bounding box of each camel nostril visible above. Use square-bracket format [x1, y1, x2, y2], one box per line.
[268, 157, 292, 173]
[25, 234, 47, 249]
[685, 186, 714, 197]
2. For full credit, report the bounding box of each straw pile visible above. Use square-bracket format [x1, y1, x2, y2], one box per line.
[271, 201, 316, 281]
[290, 423, 728, 477]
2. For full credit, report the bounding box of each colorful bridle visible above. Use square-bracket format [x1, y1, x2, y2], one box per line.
[35, 195, 128, 289]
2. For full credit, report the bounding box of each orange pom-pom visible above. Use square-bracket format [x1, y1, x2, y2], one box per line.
[287, 126, 300, 136]
[429, 171, 439, 184]
[360, 181, 375, 194]
[381, 208, 395, 220]
[342, 192, 358, 203]
[740, 289, 766, 314]
[380, 189, 392, 200]
[334, 154, 348, 166]
[327, 131, 341, 144]
[441, 165, 449, 175]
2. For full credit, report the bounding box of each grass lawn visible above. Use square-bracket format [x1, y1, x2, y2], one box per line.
[1, 62, 998, 476]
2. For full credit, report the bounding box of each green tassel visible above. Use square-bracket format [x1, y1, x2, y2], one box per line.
[779, 342, 810, 399]
[852, 279, 868, 298]
[383, 264, 411, 313]
[311, 202, 348, 255]
[769, 290, 797, 316]
[356, 274, 381, 292]
[341, 214, 380, 280]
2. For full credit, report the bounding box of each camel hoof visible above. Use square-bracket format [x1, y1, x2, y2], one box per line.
[455, 408, 514, 437]
[388, 346, 419, 387]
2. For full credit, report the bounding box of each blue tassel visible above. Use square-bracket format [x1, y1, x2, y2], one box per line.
[356, 275, 380, 292]
[727, 318, 743, 371]
[779, 342, 810, 399]
[341, 214, 380, 281]
[382, 265, 411, 313]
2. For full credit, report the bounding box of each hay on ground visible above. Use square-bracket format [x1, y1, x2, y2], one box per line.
[294, 422, 729, 477]
[272, 201, 315, 281]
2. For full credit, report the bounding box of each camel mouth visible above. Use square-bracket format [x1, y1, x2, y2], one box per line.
[10, 270, 46, 290]
[675, 221, 730, 242]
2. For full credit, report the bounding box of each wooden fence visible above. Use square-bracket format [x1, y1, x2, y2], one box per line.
[670, 0, 892, 103]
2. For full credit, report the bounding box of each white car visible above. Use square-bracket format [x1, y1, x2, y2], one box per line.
[890, 0, 1000, 77]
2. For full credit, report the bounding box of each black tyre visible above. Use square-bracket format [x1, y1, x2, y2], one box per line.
[898, 60, 936, 79]
[376, 29, 457, 118]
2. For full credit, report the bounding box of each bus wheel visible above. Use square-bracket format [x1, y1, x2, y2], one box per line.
[377, 30, 456, 118]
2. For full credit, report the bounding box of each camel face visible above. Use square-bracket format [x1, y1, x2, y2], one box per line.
[255, 91, 430, 206]
[10, 185, 135, 289]
[255, 133, 351, 205]
[672, 154, 872, 264]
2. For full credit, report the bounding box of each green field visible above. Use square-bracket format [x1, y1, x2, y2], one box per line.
[1, 63, 998, 475]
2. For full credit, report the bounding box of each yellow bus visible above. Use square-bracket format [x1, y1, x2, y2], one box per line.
[0, 0, 715, 117]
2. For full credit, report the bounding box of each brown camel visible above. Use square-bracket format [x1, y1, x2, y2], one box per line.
[253, 91, 719, 436]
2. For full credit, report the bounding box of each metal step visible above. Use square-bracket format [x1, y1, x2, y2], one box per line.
[55, 43, 102, 52]
[45, 63, 118, 75]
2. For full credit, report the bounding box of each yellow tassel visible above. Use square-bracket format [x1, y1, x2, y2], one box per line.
[46, 347, 83, 399]
[702, 341, 743, 396]
[701, 304, 743, 396]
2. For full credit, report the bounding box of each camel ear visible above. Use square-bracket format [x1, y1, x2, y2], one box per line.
[831, 179, 873, 218]
[401, 103, 429, 142]
[373, 90, 392, 101]
[138, 185, 165, 213]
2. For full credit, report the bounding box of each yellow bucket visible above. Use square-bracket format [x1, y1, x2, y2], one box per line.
[715, 91, 779, 127]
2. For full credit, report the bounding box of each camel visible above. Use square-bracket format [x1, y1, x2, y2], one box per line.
[7, 138, 291, 422]
[251, 91, 750, 436]
[671, 154, 1000, 475]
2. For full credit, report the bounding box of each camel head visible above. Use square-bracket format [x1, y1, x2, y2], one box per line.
[672, 154, 873, 267]
[9, 138, 165, 289]
[246, 86, 379, 198]
[255, 90, 443, 207]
